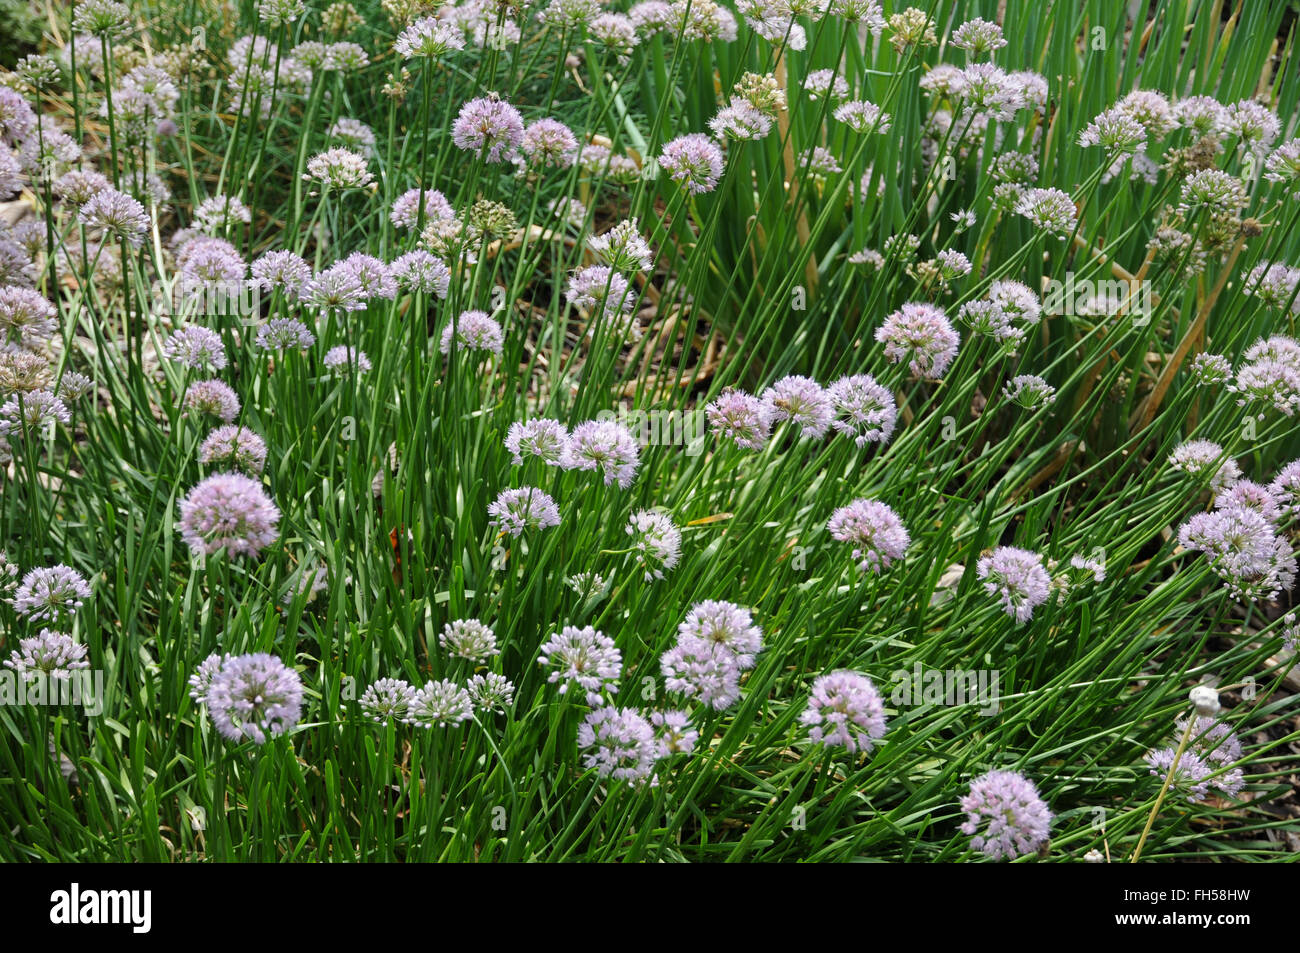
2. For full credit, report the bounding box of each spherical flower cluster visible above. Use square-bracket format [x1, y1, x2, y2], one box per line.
[195, 653, 304, 744]
[183, 379, 240, 422]
[163, 325, 227, 371]
[958, 770, 1052, 860]
[466, 672, 515, 714]
[976, 546, 1052, 623]
[77, 188, 149, 246]
[178, 472, 280, 558]
[406, 679, 474, 727]
[391, 250, 452, 297]
[1236, 335, 1300, 415]
[682, 602, 762, 667]
[358, 677, 416, 723]
[1077, 106, 1147, 153]
[452, 96, 525, 163]
[5, 629, 91, 680]
[1003, 374, 1057, 409]
[10, 565, 91, 624]
[521, 118, 578, 168]
[194, 195, 252, 233]
[827, 499, 910, 573]
[876, 303, 960, 378]
[488, 486, 561, 536]
[650, 710, 698, 755]
[709, 101, 774, 141]
[255, 318, 315, 352]
[0, 286, 57, 351]
[1168, 439, 1241, 493]
[1177, 506, 1295, 602]
[827, 373, 897, 446]
[394, 16, 465, 58]
[577, 706, 658, 782]
[658, 133, 725, 195]
[199, 425, 268, 474]
[950, 16, 1006, 55]
[800, 670, 887, 755]
[505, 418, 569, 466]
[660, 599, 762, 711]
[322, 346, 371, 373]
[626, 509, 682, 581]
[538, 625, 622, 705]
[564, 419, 640, 488]
[305, 148, 373, 190]
[251, 250, 313, 301]
[762, 375, 833, 439]
[441, 618, 499, 661]
[705, 387, 773, 450]
[1014, 187, 1077, 236]
[389, 187, 454, 230]
[440, 309, 503, 357]
[588, 219, 653, 273]
[833, 100, 890, 134]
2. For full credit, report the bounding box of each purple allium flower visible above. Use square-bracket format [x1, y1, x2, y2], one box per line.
[564, 419, 640, 488]
[521, 118, 578, 168]
[1264, 138, 1300, 192]
[827, 373, 897, 446]
[182, 379, 240, 423]
[1142, 746, 1213, 802]
[1269, 458, 1300, 518]
[194, 194, 252, 233]
[0, 286, 57, 351]
[488, 486, 561, 536]
[538, 625, 622, 704]
[58, 372, 94, 401]
[304, 263, 367, 312]
[199, 425, 268, 474]
[394, 16, 465, 57]
[629, 0, 675, 34]
[389, 187, 454, 230]
[304, 147, 373, 190]
[1222, 99, 1279, 156]
[53, 169, 111, 206]
[255, 318, 315, 352]
[538, 0, 602, 29]
[250, 249, 312, 301]
[176, 236, 246, 285]
[1003, 374, 1056, 409]
[0, 85, 36, 143]
[650, 709, 698, 755]
[78, 188, 149, 246]
[202, 653, 304, 743]
[951, 16, 1006, 55]
[391, 250, 451, 297]
[1077, 106, 1147, 152]
[977, 546, 1052, 623]
[1014, 187, 1077, 236]
[0, 149, 22, 201]
[588, 219, 653, 273]
[258, 0, 306, 26]
[1177, 169, 1248, 216]
[1168, 439, 1241, 493]
[505, 418, 569, 466]
[876, 302, 960, 378]
[565, 264, 634, 315]
[178, 472, 280, 558]
[833, 100, 890, 134]
[799, 146, 843, 178]
[406, 679, 474, 727]
[72, 0, 131, 36]
[5, 629, 91, 680]
[577, 706, 658, 782]
[1177, 506, 1295, 602]
[659, 133, 725, 195]
[705, 387, 773, 450]
[802, 69, 849, 101]
[761, 375, 833, 439]
[358, 678, 416, 723]
[626, 509, 682, 581]
[660, 635, 743, 710]
[452, 96, 524, 163]
[678, 600, 762, 669]
[827, 499, 910, 573]
[441, 618, 499, 661]
[1242, 262, 1300, 313]
[337, 252, 396, 300]
[163, 325, 227, 371]
[466, 672, 515, 713]
[709, 101, 774, 141]
[1215, 480, 1281, 525]
[800, 670, 887, 755]
[11, 565, 91, 624]
[440, 309, 503, 356]
[322, 346, 371, 373]
[0, 388, 69, 435]
[959, 770, 1052, 860]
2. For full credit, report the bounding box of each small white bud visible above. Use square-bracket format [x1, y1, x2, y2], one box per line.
[1188, 684, 1220, 716]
